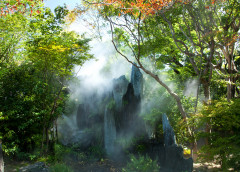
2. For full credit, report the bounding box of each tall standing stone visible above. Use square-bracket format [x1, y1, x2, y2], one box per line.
[162, 113, 176, 146]
[130, 64, 143, 98]
[113, 75, 129, 110]
[118, 63, 144, 136]
[121, 83, 139, 131]
[104, 106, 117, 155]
[76, 104, 88, 130]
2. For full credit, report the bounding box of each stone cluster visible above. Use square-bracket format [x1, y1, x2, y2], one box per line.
[74, 64, 193, 171]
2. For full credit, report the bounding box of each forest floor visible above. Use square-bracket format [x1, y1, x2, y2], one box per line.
[4, 158, 223, 172]
[4, 158, 123, 172]
[68, 159, 123, 172]
[4, 159, 28, 172]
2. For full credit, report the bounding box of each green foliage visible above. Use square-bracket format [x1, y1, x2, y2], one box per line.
[53, 144, 70, 162]
[198, 98, 240, 170]
[0, 0, 42, 65]
[50, 163, 73, 172]
[50, 143, 105, 165]
[15, 151, 40, 161]
[122, 155, 160, 172]
[0, 4, 93, 156]
[116, 135, 147, 153]
[0, 63, 44, 155]
[87, 145, 105, 160]
[53, 144, 87, 162]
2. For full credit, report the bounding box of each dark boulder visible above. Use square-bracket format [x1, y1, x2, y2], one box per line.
[163, 144, 193, 172]
[161, 114, 193, 172]
[19, 162, 48, 172]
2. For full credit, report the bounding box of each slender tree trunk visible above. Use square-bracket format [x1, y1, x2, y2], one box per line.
[138, 64, 187, 119]
[201, 80, 211, 143]
[55, 120, 58, 142]
[0, 141, 4, 172]
[41, 125, 45, 153]
[137, 64, 195, 142]
[45, 127, 49, 153]
[144, 66, 198, 160]
[227, 79, 232, 101]
[227, 57, 233, 101]
[191, 140, 198, 162]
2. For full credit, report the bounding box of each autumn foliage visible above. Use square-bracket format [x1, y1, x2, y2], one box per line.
[101, 0, 221, 17]
[103, 0, 173, 16]
[0, 0, 43, 17]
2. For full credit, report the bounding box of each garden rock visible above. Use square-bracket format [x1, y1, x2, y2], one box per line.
[19, 162, 49, 172]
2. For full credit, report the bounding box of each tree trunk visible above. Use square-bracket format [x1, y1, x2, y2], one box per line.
[55, 120, 58, 142]
[45, 127, 49, 153]
[137, 64, 196, 145]
[227, 79, 232, 101]
[200, 80, 211, 145]
[201, 79, 211, 102]
[0, 142, 4, 172]
[192, 78, 211, 160]
[41, 125, 45, 153]
[139, 65, 188, 120]
[224, 50, 238, 101]
[227, 77, 236, 100]
[191, 140, 198, 162]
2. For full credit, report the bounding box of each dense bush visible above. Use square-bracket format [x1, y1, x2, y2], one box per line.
[0, 64, 44, 155]
[122, 155, 159, 172]
[50, 163, 73, 172]
[199, 98, 240, 170]
[53, 144, 87, 162]
[87, 145, 105, 160]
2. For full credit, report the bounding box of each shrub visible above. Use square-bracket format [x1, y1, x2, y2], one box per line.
[53, 144, 69, 162]
[122, 154, 160, 172]
[50, 163, 73, 172]
[87, 145, 105, 160]
[53, 143, 87, 162]
[16, 151, 40, 161]
[199, 98, 240, 170]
